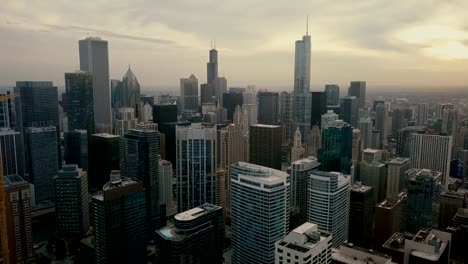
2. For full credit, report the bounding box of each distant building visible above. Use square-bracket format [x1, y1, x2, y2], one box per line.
[375, 103, 388, 148]
[310, 91, 327, 128]
[439, 182, 467, 229]
[349, 183, 374, 248]
[360, 161, 387, 203]
[231, 162, 290, 264]
[308, 125, 321, 157]
[358, 118, 373, 149]
[324, 84, 340, 106]
[114, 67, 141, 118]
[396, 126, 428, 157]
[275, 222, 332, 264]
[290, 127, 306, 163]
[152, 104, 178, 124]
[257, 91, 279, 125]
[319, 120, 352, 174]
[339, 96, 358, 127]
[54, 164, 89, 237]
[279, 91, 293, 145]
[348, 81, 366, 109]
[114, 107, 137, 136]
[249, 124, 282, 170]
[322, 110, 339, 129]
[65, 71, 95, 133]
[331, 244, 394, 264]
[416, 103, 428, 126]
[155, 204, 224, 264]
[387, 157, 411, 202]
[180, 74, 199, 114]
[223, 91, 243, 121]
[88, 133, 120, 191]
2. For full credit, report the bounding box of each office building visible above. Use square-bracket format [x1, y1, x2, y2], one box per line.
[279, 91, 293, 145]
[159, 159, 176, 217]
[114, 107, 137, 136]
[257, 91, 279, 125]
[339, 96, 358, 127]
[352, 129, 362, 176]
[387, 157, 410, 201]
[200, 83, 216, 105]
[64, 129, 88, 170]
[0, 129, 25, 177]
[417, 103, 428, 126]
[155, 204, 224, 264]
[289, 157, 321, 225]
[3, 175, 34, 264]
[293, 31, 312, 145]
[319, 120, 353, 174]
[180, 74, 199, 113]
[308, 171, 350, 247]
[410, 133, 452, 186]
[223, 91, 243, 121]
[231, 162, 290, 264]
[310, 91, 327, 128]
[25, 126, 58, 203]
[308, 125, 321, 157]
[249, 124, 282, 170]
[207, 46, 218, 85]
[325, 84, 340, 106]
[111, 79, 121, 109]
[396, 126, 427, 157]
[348, 81, 366, 109]
[360, 161, 387, 203]
[375, 103, 388, 148]
[153, 104, 178, 124]
[114, 67, 140, 117]
[88, 133, 120, 191]
[121, 129, 161, 230]
[93, 178, 147, 264]
[79, 37, 112, 132]
[374, 192, 407, 249]
[65, 71, 95, 133]
[141, 103, 152, 122]
[176, 123, 217, 212]
[291, 127, 306, 163]
[442, 108, 458, 136]
[322, 110, 339, 130]
[392, 108, 409, 137]
[214, 77, 227, 107]
[220, 106, 246, 169]
[54, 165, 89, 237]
[362, 148, 383, 162]
[331, 244, 394, 264]
[135, 121, 157, 131]
[349, 183, 374, 248]
[275, 222, 332, 264]
[439, 183, 467, 229]
[358, 118, 373, 149]
[406, 169, 442, 233]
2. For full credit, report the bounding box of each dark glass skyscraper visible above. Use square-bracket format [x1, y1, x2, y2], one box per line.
[339, 96, 358, 127]
[324, 84, 340, 106]
[121, 129, 162, 230]
[348, 81, 366, 108]
[293, 32, 311, 144]
[349, 183, 374, 248]
[152, 104, 178, 124]
[114, 67, 141, 117]
[249, 124, 282, 170]
[64, 129, 88, 170]
[319, 120, 353, 174]
[207, 48, 218, 85]
[310, 91, 327, 128]
[88, 133, 120, 191]
[65, 71, 95, 133]
[222, 91, 243, 121]
[257, 91, 279, 125]
[0, 129, 25, 177]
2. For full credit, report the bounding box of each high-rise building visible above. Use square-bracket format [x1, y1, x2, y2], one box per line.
[200, 83, 216, 105]
[223, 91, 243, 121]
[54, 164, 89, 237]
[386, 157, 410, 201]
[289, 156, 320, 225]
[114, 67, 140, 117]
[214, 77, 227, 107]
[180, 74, 199, 113]
[3, 175, 34, 264]
[249, 124, 282, 170]
[358, 118, 373, 150]
[159, 159, 176, 217]
[219, 106, 246, 170]
[25, 126, 58, 203]
[332, 244, 393, 264]
[114, 107, 137, 136]
[308, 125, 321, 157]
[93, 178, 147, 264]
[153, 104, 178, 124]
[308, 171, 350, 247]
[391, 108, 409, 137]
[362, 148, 383, 162]
[324, 84, 340, 106]
[319, 120, 353, 174]
[339, 96, 358, 127]
[374, 192, 407, 249]
[352, 129, 362, 172]
[396, 126, 428, 157]
[442, 108, 458, 136]
[275, 222, 332, 264]
[279, 91, 293, 145]
[321, 110, 339, 129]
[231, 162, 290, 264]
[348, 81, 366, 109]
[360, 161, 387, 203]
[121, 129, 161, 230]
[293, 31, 311, 145]
[348, 183, 374, 248]
[64, 130, 88, 170]
[410, 133, 452, 186]
[439, 183, 467, 229]
[176, 123, 217, 212]
[291, 127, 306, 163]
[88, 133, 120, 191]
[0, 129, 25, 178]
[405, 169, 442, 233]
[65, 71, 95, 133]
[155, 203, 224, 264]
[310, 91, 327, 128]
[207, 47, 218, 85]
[416, 103, 428, 126]
[257, 91, 279, 125]
[79, 37, 112, 132]
[375, 103, 388, 148]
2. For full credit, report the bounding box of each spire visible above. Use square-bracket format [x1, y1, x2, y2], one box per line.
[306, 15, 309, 35]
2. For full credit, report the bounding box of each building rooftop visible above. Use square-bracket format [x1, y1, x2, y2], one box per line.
[92, 133, 120, 138]
[103, 177, 141, 191]
[234, 162, 289, 185]
[388, 157, 410, 165]
[377, 192, 406, 209]
[406, 229, 451, 261]
[4, 174, 28, 187]
[174, 203, 221, 222]
[363, 148, 382, 154]
[277, 222, 331, 254]
[251, 124, 281, 128]
[332, 244, 395, 264]
[406, 168, 442, 181]
[351, 182, 373, 193]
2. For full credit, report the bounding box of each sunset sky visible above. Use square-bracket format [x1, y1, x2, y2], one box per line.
[1, 0, 468, 91]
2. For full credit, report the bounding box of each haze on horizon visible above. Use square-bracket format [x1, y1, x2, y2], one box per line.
[1, 0, 468, 91]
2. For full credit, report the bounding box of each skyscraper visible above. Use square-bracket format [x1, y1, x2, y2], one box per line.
[180, 74, 199, 114]
[358, 118, 373, 150]
[308, 125, 321, 157]
[88, 133, 120, 191]
[321, 110, 339, 129]
[25, 126, 58, 203]
[319, 120, 353, 174]
[279, 91, 293, 145]
[387, 157, 410, 202]
[405, 169, 442, 233]
[223, 91, 243, 121]
[289, 156, 320, 225]
[416, 103, 428, 126]
[114, 107, 137, 136]
[65, 71, 95, 133]
[0, 129, 25, 177]
[290, 127, 306, 163]
[249, 124, 282, 170]
[339, 96, 358, 127]
[392, 108, 409, 137]
[153, 104, 178, 124]
[214, 77, 227, 106]
[219, 106, 246, 170]
[310, 91, 327, 128]
[64, 129, 88, 171]
[396, 126, 428, 157]
[293, 29, 312, 145]
[121, 129, 161, 230]
[176, 123, 217, 212]
[375, 103, 388, 148]
[3, 175, 34, 264]
[360, 161, 387, 203]
[200, 83, 216, 105]
[374, 192, 407, 249]
[116, 66, 141, 117]
[348, 183, 374, 248]
[308, 170, 350, 247]
[324, 84, 340, 106]
[257, 91, 279, 125]
[231, 162, 290, 264]
[348, 81, 366, 108]
[411, 133, 452, 186]
[155, 203, 224, 264]
[158, 159, 176, 217]
[79, 37, 112, 132]
[93, 178, 147, 264]
[54, 164, 89, 237]
[207, 46, 218, 85]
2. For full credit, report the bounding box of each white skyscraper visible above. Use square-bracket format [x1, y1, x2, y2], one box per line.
[411, 133, 452, 186]
[79, 37, 112, 132]
[308, 171, 350, 247]
[180, 74, 199, 113]
[114, 107, 137, 136]
[159, 159, 176, 216]
[231, 162, 290, 264]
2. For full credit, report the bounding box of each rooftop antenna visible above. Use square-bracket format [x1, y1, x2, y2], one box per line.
[306, 15, 309, 35]
[214, 39, 216, 49]
[211, 40, 213, 49]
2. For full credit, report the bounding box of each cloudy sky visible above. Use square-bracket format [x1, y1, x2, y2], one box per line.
[1, 0, 468, 91]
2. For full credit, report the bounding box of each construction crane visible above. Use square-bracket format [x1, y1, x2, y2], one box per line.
[0, 151, 9, 264]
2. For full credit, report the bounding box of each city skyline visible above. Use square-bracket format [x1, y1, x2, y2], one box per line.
[2, 1, 468, 89]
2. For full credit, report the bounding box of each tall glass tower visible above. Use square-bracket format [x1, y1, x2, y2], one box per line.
[230, 162, 290, 264]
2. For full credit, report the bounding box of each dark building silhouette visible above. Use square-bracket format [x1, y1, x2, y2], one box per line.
[153, 104, 178, 124]
[223, 92, 243, 121]
[249, 124, 282, 170]
[310, 91, 327, 128]
[319, 120, 352, 174]
[64, 129, 88, 170]
[324, 84, 339, 106]
[339, 96, 358, 128]
[348, 81, 366, 109]
[349, 183, 374, 248]
[0, 129, 26, 178]
[88, 133, 120, 191]
[257, 91, 279, 125]
[65, 71, 95, 133]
